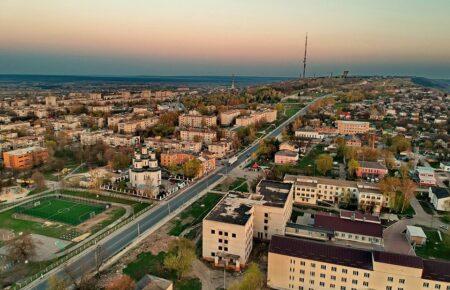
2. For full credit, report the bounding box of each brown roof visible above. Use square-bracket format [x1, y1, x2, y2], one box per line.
[422, 259, 450, 282]
[269, 235, 373, 270]
[314, 213, 383, 238]
[372, 251, 423, 269]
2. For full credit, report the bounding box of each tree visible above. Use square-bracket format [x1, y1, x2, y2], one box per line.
[399, 178, 417, 213]
[228, 263, 264, 290]
[347, 159, 359, 178]
[163, 238, 196, 280]
[48, 275, 70, 290]
[315, 154, 333, 175]
[379, 177, 401, 211]
[6, 233, 36, 264]
[106, 275, 135, 290]
[31, 171, 46, 189]
[182, 158, 202, 178]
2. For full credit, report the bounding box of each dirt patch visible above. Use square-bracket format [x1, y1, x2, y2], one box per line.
[99, 221, 177, 285]
[12, 212, 58, 226]
[76, 206, 125, 233]
[0, 229, 14, 241]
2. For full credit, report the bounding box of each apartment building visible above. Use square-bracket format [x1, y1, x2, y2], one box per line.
[179, 110, 217, 128]
[356, 161, 388, 179]
[219, 109, 241, 126]
[80, 131, 105, 146]
[198, 155, 216, 177]
[235, 109, 277, 127]
[268, 235, 449, 290]
[3, 146, 49, 170]
[336, 120, 371, 135]
[145, 137, 202, 153]
[104, 134, 140, 147]
[118, 117, 159, 134]
[284, 175, 386, 213]
[208, 140, 233, 159]
[160, 151, 194, 167]
[0, 121, 31, 132]
[91, 105, 113, 113]
[202, 180, 293, 270]
[179, 129, 217, 144]
[45, 95, 57, 107]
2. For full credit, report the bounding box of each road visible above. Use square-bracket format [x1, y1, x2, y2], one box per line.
[27, 95, 327, 290]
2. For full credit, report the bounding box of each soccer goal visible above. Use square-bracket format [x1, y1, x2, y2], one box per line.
[33, 201, 41, 207]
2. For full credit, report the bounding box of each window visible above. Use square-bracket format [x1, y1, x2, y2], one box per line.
[320, 274, 325, 278]
[232, 233, 236, 238]
[264, 213, 268, 217]
[330, 284, 335, 288]
[399, 279, 405, 284]
[224, 240, 228, 244]
[342, 269, 348, 274]
[219, 239, 223, 243]
[352, 280, 357, 285]
[224, 232, 228, 236]
[218, 246, 222, 250]
[363, 282, 369, 287]
[300, 270, 305, 274]
[388, 277, 394, 282]
[331, 275, 336, 280]
[211, 252, 215, 256]
[311, 263, 316, 268]
[341, 278, 347, 282]
[310, 271, 315, 276]
[331, 266, 337, 272]
[386, 287, 392, 290]
[264, 226, 268, 230]
[264, 219, 268, 224]
[341, 287, 346, 290]
[211, 230, 215, 234]
[321, 265, 326, 270]
[435, 285, 441, 289]
[364, 273, 370, 278]
[423, 283, 429, 288]
[219, 231, 223, 235]
[299, 278, 304, 282]
[300, 261, 306, 266]
[320, 282, 325, 287]
[353, 271, 358, 276]
[310, 280, 314, 285]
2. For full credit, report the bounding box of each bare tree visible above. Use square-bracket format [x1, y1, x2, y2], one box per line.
[6, 233, 36, 264]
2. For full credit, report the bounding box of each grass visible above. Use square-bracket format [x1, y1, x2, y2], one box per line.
[415, 229, 450, 261]
[15, 197, 106, 226]
[27, 187, 48, 196]
[169, 192, 222, 236]
[440, 213, 450, 224]
[215, 177, 249, 192]
[60, 190, 151, 213]
[0, 208, 69, 239]
[296, 145, 325, 171]
[176, 278, 201, 290]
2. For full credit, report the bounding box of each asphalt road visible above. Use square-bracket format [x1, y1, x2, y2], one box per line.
[28, 95, 325, 290]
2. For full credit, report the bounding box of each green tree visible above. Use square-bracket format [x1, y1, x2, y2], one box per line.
[182, 158, 202, 178]
[347, 159, 359, 178]
[164, 238, 196, 280]
[315, 154, 333, 175]
[228, 263, 264, 290]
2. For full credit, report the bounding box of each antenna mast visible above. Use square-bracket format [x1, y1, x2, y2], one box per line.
[302, 33, 308, 79]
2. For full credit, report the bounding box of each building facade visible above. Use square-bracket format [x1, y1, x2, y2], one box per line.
[3, 146, 49, 170]
[336, 120, 371, 135]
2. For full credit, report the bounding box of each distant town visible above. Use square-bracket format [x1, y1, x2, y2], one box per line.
[0, 76, 449, 290]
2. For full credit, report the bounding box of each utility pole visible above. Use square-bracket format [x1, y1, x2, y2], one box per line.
[302, 33, 308, 79]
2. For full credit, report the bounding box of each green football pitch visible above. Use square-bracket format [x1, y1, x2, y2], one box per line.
[16, 197, 106, 226]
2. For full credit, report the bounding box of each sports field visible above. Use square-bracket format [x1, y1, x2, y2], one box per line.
[16, 197, 106, 226]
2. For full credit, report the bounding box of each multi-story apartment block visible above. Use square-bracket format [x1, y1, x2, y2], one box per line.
[179, 110, 217, 128]
[336, 120, 371, 135]
[91, 105, 113, 113]
[0, 121, 31, 132]
[284, 175, 387, 213]
[45, 95, 57, 107]
[202, 180, 293, 270]
[219, 109, 241, 126]
[80, 131, 105, 146]
[235, 109, 277, 127]
[3, 146, 49, 170]
[179, 129, 217, 144]
[160, 151, 195, 167]
[118, 117, 159, 134]
[207, 140, 233, 159]
[268, 235, 449, 290]
[104, 134, 140, 147]
[145, 137, 202, 153]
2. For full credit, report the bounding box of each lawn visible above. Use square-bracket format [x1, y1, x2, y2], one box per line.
[169, 192, 223, 236]
[60, 190, 151, 213]
[176, 278, 201, 290]
[440, 213, 450, 224]
[15, 197, 106, 226]
[215, 177, 249, 192]
[0, 209, 69, 239]
[296, 145, 325, 171]
[415, 229, 450, 261]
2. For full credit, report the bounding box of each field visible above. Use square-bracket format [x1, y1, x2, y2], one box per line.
[415, 229, 450, 261]
[15, 197, 106, 226]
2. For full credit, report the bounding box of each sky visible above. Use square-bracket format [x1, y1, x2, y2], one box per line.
[0, 0, 449, 78]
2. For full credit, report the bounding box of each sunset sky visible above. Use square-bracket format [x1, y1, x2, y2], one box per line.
[1, 0, 449, 77]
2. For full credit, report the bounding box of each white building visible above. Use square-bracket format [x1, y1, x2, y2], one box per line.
[129, 146, 162, 198]
[429, 187, 450, 211]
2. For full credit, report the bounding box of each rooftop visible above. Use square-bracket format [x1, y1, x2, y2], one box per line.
[430, 187, 450, 199]
[314, 213, 383, 238]
[358, 161, 388, 170]
[205, 193, 253, 226]
[406, 225, 427, 238]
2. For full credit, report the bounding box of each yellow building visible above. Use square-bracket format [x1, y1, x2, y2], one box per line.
[268, 235, 449, 290]
[179, 110, 217, 128]
[202, 180, 293, 270]
[336, 120, 371, 135]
